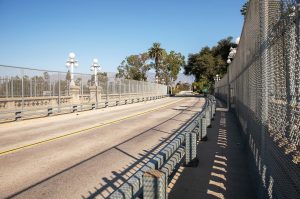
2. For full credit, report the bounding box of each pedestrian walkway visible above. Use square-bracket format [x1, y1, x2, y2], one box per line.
[168, 100, 256, 199]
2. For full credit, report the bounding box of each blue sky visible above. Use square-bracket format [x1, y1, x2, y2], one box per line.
[0, 0, 246, 73]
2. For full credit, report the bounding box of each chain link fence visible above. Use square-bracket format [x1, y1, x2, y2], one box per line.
[0, 65, 167, 122]
[215, 0, 300, 198]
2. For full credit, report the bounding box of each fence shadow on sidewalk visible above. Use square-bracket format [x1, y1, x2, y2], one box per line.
[168, 100, 256, 199]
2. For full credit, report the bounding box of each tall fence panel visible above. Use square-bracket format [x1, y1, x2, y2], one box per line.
[0, 65, 168, 122]
[215, 0, 300, 198]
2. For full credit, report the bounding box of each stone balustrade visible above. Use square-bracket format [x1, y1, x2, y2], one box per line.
[0, 85, 166, 122]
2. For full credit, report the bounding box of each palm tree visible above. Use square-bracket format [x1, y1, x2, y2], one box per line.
[148, 42, 164, 78]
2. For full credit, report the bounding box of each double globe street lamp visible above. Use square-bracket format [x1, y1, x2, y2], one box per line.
[90, 58, 101, 86]
[66, 52, 78, 86]
[66, 53, 101, 87]
[227, 47, 237, 64]
[214, 74, 220, 82]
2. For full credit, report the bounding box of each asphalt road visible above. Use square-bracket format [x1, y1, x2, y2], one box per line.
[0, 97, 205, 199]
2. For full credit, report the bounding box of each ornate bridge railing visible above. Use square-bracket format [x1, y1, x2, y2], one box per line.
[0, 65, 168, 122]
[215, 0, 300, 198]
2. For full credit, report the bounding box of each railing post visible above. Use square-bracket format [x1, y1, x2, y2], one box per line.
[205, 103, 211, 128]
[201, 116, 207, 141]
[185, 130, 197, 166]
[48, 108, 53, 116]
[210, 101, 214, 120]
[197, 115, 202, 141]
[143, 169, 167, 199]
[212, 100, 216, 117]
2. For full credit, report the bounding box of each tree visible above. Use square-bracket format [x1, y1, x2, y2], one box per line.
[65, 70, 71, 95]
[66, 70, 71, 82]
[192, 77, 210, 93]
[116, 53, 150, 81]
[241, 1, 249, 17]
[117, 43, 184, 86]
[211, 37, 237, 75]
[184, 37, 237, 92]
[173, 81, 191, 94]
[148, 43, 166, 78]
[161, 51, 185, 85]
[97, 72, 108, 82]
[184, 47, 216, 82]
[75, 77, 82, 86]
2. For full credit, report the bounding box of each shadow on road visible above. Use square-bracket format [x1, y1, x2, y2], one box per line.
[82, 100, 201, 199]
[7, 98, 203, 199]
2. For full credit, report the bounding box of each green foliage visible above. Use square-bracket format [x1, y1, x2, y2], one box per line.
[116, 53, 150, 81]
[43, 72, 49, 80]
[241, 1, 249, 17]
[90, 72, 108, 86]
[161, 50, 185, 85]
[184, 37, 237, 90]
[66, 70, 71, 81]
[172, 81, 191, 94]
[117, 43, 184, 85]
[148, 42, 165, 77]
[97, 72, 108, 82]
[192, 78, 211, 93]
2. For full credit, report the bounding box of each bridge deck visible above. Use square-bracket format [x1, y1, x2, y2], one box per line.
[168, 100, 256, 199]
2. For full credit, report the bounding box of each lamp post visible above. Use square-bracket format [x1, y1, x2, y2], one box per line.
[226, 47, 236, 110]
[227, 47, 237, 64]
[214, 74, 220, 82]
[66, 52, 78, 86]
[155, 75, 159, 84]
[90, 58, 101, 86]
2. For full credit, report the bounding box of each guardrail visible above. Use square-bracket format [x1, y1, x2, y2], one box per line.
[108, 95, 216, 199]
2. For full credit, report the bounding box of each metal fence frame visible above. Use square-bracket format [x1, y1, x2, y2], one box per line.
[0, 65, 168, 122]
[215, 0, 300, 198]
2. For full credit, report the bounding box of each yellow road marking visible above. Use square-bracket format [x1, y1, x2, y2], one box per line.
[0, 99, 184, 157]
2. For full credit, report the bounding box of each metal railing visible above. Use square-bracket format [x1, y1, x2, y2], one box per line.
[215, 0, 300, 198]
[108, 96, 216, 199]
[0, 65, 168, 122]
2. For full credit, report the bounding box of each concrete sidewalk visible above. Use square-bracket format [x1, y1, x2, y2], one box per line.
[168, 100, 256, 199]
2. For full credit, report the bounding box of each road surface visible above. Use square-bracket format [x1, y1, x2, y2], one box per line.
[0, 97, 205, 199]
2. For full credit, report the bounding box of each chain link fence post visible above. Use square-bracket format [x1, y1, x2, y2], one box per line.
[21, 68, 24, 114]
